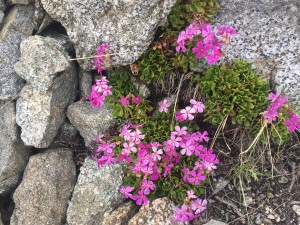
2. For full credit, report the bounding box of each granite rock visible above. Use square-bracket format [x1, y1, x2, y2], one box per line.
[215, 0, 300, 109]
[0, 101, 31, 196]
[67, 101, 114, 146]
[7, 0, 33, 5]
[0, 0, 5, 11]
[15, 35, 77, 148]
[103, 201, 138, 225]
[40, 0, 176, 70]
[67, 157, 124, 225]
[11, 148, 76, 225]
[79, 68, 92, 99]
[204, 219, 227, 225]
[0, 5, 35, 100]
[52, 121, 78, 145]
[128, 197, 185, 225]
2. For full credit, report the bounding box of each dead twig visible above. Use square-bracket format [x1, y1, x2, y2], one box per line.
[288, 162, 297, 192]
[215, 196, 245, 223]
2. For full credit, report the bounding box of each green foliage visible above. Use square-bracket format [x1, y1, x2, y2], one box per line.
[197, 59, 270, 126]
[172, 48, 199, 73]
[139, 50, 175, 83]
[163, 0, 220, 32]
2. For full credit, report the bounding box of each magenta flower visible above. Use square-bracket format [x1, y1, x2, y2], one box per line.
[175, 110, 186, 121]
[188, 170, 206, 185]
[123, 142, 137, 153]
[132, 191, 149, 205]
[285, 114, 300, 132]
[132, 95, 142, 104]
[190, 99, 205, 113]
[187, 190, 197, 200]
[176, 40, 186, 52]
[151, 148, 163, 162]
[94, 43, 109, 75]
[163, 164, 174, 177]
[173, 205, 194, 222]
[119, 96, 130, 107]
[141, 179, 156, 195]
[192, 40, 205, 59]
[263, 106, 278, 124]
[120, 185, 133, 199]
[266, 91, 280, 102]
[180, 140, 195, 156]
[172, 125, 188, 137]
[191, 198, 207, 215]
[159, 99, 171, 113]
[180, 106, 196, 121]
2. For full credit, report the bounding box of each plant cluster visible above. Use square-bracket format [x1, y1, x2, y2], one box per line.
[93, 99, 219, 223]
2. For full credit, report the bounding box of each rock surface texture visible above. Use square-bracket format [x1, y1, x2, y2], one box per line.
[0, 102, 30, 196]
[40, 0, 176, 70]
[128, 197, 184, 225]
[11, 148, 76, 225]
[79, 68, 92, 99]
[15, 35, 77, 148]
[67, 101, 114, 146]
[103, 201, 138, 225]
[215, 0, 300, 109]
[0, 5, 35, 100]
[204, 219, 227, 225]
[67, 157, 125, 225]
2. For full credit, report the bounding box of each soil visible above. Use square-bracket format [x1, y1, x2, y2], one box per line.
[191, 128, 300, 225]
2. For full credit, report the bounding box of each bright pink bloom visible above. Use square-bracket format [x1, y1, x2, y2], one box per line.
[173, 205, 195, 222]
[180, 106, 196, 120]
[192, 40, 205, 59]
[163, 164, 174, 177]
[188, 170, 206, 185]
[187, 190, 197, 200]
[190, 99, 205, 113]
[180, 140, 195, 156]
[191, 198, 207, 214]
[119, 96, 130, 107]
[159, 99, 171, 113]
[285, 114, 300, 132]
[132, 95, 142, 104]
[132, 191, 148, 205]
[267, 91, 280, 102]
[176, 40, 187, 52]
[120, 185, 133, 198]
[94, 43, 109, 74]
[263, 106, 278, 124]
[141, 179, 156, 195]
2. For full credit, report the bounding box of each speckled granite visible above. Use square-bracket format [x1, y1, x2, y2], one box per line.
[39, 0, 176, 70]
[128, 197, 185, 225]
[66, 157, 125, 225]
[215, 0, 300, 109]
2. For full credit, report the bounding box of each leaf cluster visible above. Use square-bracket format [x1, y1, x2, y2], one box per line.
[197, 59, 270, 126]
[163, 0, 220, 32]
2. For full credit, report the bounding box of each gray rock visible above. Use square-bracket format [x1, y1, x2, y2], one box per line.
[215, 0, 300, 109]
[15, 35, 77, 148]
[53, 121, 78, 144]
[67, 101, 114, 146]
[278, 176, 289, 184]
[0, 212, 3, 225]
[128, 197, 185, 225]
[0, 0, 5, 11]
[43, 32, 75, 56]
[11, 148, 76, 225]
[0, 101, 31, 196]
[0, 11, 4, 23]
[40, 0, 176, 70]
[36, 13, 53, 33]
[103, 201, 138, 225]
[204, 219, 227, 225]
[0, 5, 35, 100]
[134, 80, 151, 99]
[7, 0, 33, 5]
[67, 157, 124, 225]
[79, 68, 92, 99]
[292, 205, 300, 216]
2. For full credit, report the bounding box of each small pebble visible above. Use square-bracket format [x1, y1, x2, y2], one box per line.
[267, 192, 274, 199]
[292, 205, 300, 216]
[278, 176, 289, 184]
[267, 214, 275, 220]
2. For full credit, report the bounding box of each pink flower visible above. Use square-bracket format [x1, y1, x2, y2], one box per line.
[123, 142, 137, 153]
[267, 92, 280, 102]
[187, 190, 197, 200]
[180, 140, 195, 156]
[192, 40, 205, 59]
[285, 114, 300, 132]
[141, 179, 156, 195]
[175, 110, 185, 121]
[180, 106, 196, 121]
[263, 106, 278, 124]
[120, 185, 133, 198]
[176, 40, 186, 52]
[191, 198, 207, 214]
[163, 164, 174, 177]
[159, 99, 171, 113]
[190, 99, 205, 113]
[132, 191, 149, 205]
[173, 205, 194, 222]
[94, 43, 109, 75]
[119, 96, 130, 107]
[188, 170, 206, 185]
[132, 95, 142, 104]
[151, 148, 163, 162]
